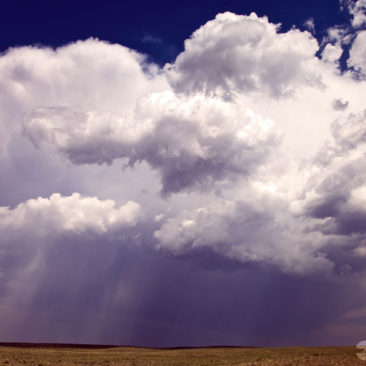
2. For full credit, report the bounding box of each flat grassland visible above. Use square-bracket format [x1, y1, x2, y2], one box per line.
[0, 344, 364, 365]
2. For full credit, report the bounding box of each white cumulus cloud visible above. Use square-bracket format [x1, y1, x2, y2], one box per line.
[165, 12, 322, 99]
[0, 193, 140, 240]
[0, 38, 167, 154]
[155, 196, 333, 275]
[1, 11, 366, 276]
[348, 30, 366, 74]
[23, 92, 278, 194]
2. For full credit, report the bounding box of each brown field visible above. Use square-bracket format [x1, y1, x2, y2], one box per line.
[0, 344, 364, 365]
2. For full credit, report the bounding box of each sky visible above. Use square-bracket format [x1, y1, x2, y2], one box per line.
[1, 0, 366, 347]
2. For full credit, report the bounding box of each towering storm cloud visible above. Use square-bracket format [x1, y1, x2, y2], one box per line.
[1, 0, 366, 347]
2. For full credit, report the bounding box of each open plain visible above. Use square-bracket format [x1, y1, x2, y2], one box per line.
[0, 344, 364, 366]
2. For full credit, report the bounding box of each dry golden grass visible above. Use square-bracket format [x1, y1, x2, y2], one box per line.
[0, 345, 364, 365]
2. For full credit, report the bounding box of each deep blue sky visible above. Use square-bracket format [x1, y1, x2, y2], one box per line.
[1, 0, 349, 64]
